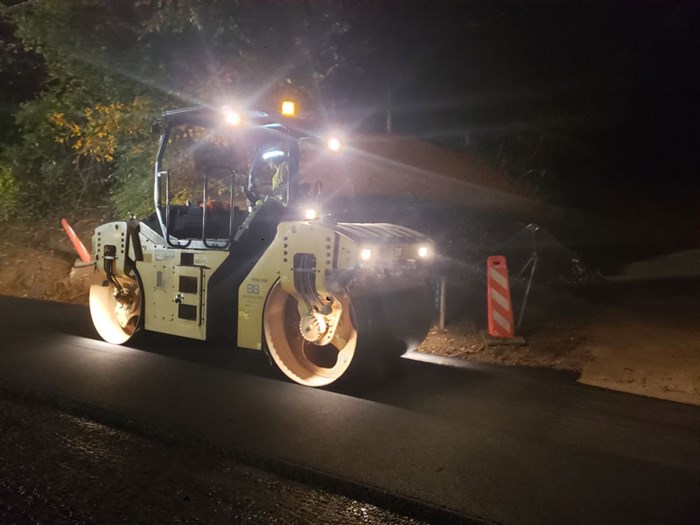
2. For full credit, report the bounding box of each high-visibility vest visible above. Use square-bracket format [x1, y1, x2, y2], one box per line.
[272, 162, 288, 190]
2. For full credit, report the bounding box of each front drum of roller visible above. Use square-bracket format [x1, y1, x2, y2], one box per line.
[89, 269, 143, 345]
[263, 281, 433, 387]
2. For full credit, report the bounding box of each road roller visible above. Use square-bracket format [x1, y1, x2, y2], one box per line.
[89, 104, 435, 387]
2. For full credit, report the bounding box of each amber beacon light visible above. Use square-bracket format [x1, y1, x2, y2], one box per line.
[281, 100, 296, 117]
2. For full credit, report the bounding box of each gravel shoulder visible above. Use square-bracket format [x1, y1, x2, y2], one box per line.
[0, 391, 424, 525]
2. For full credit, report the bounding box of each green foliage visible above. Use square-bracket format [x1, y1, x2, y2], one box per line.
[3, 0, 352, 220]
[0, 164, 19, 221]
[0, 13, 45, 146]
[110, 133, 159, 219]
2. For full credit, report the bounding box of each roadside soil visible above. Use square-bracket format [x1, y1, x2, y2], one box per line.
[417, 281, 591, 372]
[0, 216, 102, 304]
[576, 281, 700, 406]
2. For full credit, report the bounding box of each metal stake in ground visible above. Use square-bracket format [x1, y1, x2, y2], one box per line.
[517, 224, 541, 329]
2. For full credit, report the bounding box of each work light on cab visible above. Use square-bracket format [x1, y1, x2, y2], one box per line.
[327, 136, 342, 152]
[262, 150, 285, 161]
[222, 106, 242, 126]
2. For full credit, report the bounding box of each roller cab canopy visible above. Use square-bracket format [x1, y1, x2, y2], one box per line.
[152, 105, 311, 249]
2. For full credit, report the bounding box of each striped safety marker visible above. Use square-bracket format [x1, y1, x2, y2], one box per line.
[486, 255, 515, 338]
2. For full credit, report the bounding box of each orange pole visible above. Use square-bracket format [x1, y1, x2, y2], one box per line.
[60, 218, 92, 263]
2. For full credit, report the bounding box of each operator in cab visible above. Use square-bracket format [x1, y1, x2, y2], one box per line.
[269, 155, 288, 198]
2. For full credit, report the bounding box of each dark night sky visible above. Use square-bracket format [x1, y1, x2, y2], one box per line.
[330, 1, 699, 192]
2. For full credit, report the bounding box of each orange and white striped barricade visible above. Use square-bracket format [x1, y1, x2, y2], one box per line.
[485, 256, 524, 344]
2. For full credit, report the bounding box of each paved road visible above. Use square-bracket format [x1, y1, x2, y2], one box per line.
[0, 394, 423, 525]
[0, 296, 699, 524]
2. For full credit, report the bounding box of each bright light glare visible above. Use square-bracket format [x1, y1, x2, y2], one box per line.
[360, 248, 372, 261]
[223, 107, 242, 126]
[418, 246, 430, 258]
[281, 100, 296, 117]
[262, 150, 285, 161]
[327, 136, 342, 152]
[304, 208, 318, 220]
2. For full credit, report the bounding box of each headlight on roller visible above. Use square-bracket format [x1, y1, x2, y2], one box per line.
[327, 136, 342, 152]
[222, 106, 242, 126]
[418, 245, 430, 258]
[359, 248, 372, 261]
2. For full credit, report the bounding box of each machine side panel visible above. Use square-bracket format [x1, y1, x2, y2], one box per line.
[237, 221, 353, 350]
[136, 228, 229, 340]
[238, 219, 434, 351]
[237, 233, 284, 350]
[92, 222, 130, 276]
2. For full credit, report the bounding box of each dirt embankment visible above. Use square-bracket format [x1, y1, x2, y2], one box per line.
[0, 216, 102, 304]
[302, 135, 540, 214]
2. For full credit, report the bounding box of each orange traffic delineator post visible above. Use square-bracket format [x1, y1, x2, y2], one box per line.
[485, 256, 524, 345]
[61, 218, 92, 263]
[487, 255, 514, 337]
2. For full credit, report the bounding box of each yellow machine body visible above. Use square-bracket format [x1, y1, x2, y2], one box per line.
[238, 221, 433, 350]
[92, 219, 433, 350]
[88, 104, 435, 387]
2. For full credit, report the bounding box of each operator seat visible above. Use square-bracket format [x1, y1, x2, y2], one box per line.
[233, 196, 285, 245]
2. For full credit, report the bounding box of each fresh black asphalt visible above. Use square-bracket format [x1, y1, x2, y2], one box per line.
[0, 296, 698, 524]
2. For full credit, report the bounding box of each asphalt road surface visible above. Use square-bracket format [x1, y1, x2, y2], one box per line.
[0, 394, 423, 525]
[0, 296, 699, 525]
